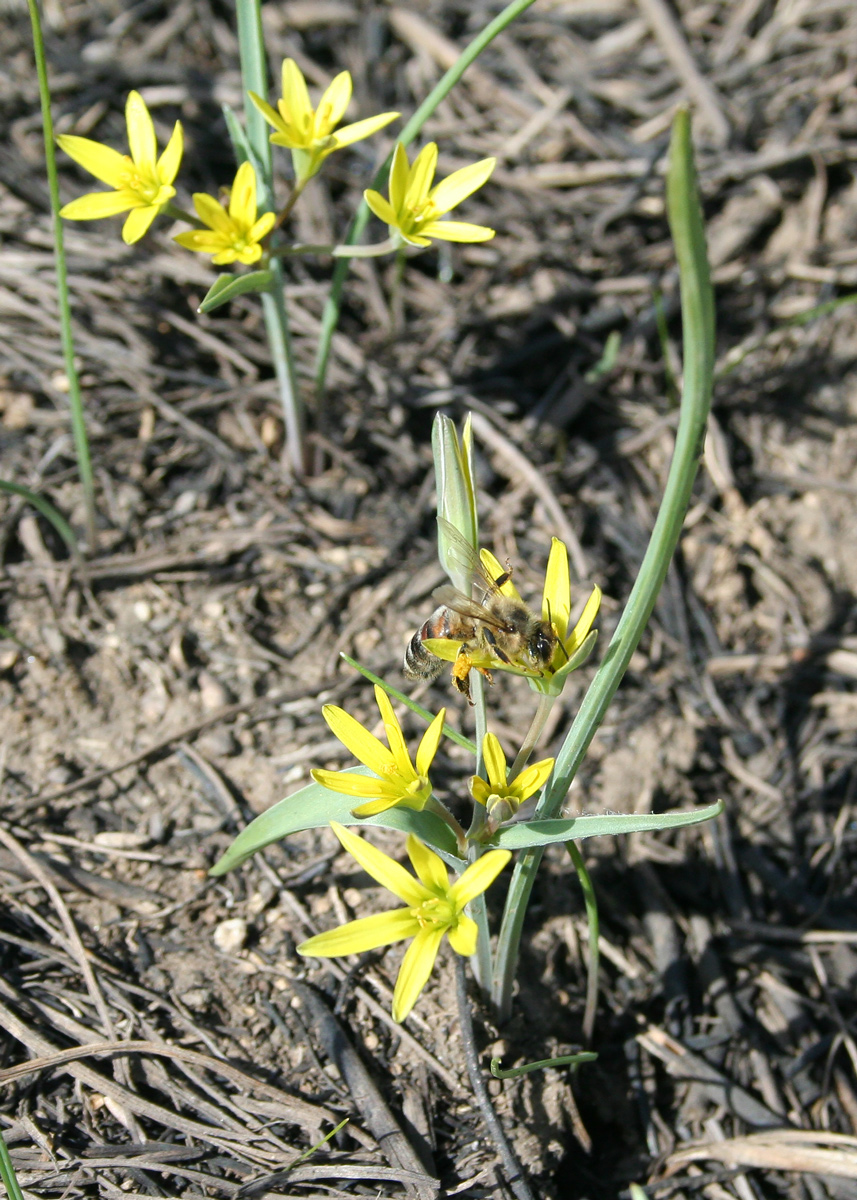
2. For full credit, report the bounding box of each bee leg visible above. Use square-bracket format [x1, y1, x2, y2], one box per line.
[452, 648, 474, 703]
[483, 627, 513, 666]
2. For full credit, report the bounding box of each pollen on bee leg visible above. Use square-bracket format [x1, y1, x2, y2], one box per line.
[451, 648, 474, 702]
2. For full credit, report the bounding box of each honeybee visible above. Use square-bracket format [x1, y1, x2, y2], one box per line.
[403, 519, 562, 702]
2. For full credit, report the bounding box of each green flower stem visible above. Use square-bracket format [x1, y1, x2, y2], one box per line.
[271, 240, 397, 259]
[314, 0, 540, 396]
[332, 239, 396, 258]
[236, 0, 305, 475]
[508, 692, 556, 781]
[426, 796, 467, 854]
[28, 0, 97, 548]
[492, 110, 715, 1019]
[391, 245, 407, 334]
[271, 175, 308, 233]
[164, 200, 201, 227]
[567, 840, 600, 1043]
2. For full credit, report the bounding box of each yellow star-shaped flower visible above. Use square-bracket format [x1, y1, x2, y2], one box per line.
[298, 822, 511, 1021]
[364, 142, 496, 248]
[57, 91, 183, 244]
[173, 162, 275, 265]
[470, 733, 554, 831]
[312, 686, 446, 818]
[249, 59, 399, 182]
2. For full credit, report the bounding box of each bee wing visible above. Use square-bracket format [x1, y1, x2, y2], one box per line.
[437, 517, 502, 596]
[431, 584, 507, 629]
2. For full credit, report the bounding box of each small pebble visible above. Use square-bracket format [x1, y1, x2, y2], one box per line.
[213, 917, 248, 955]
[198, 670, 231, 710]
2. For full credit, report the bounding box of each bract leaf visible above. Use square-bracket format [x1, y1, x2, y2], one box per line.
[486, 800, 723, 849]
[199, 270, 273, 312]
[209, 767, 462, 875]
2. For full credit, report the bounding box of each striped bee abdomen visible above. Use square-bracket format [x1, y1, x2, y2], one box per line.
[403, 626, 445, 681]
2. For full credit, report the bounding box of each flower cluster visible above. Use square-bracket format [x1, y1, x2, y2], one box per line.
[296, 526, 598, 1019]
[57, 62, 496, 260]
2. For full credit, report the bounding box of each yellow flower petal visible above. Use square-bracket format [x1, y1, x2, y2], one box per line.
[298, 907, 419, 957]
[214, 245, 251, 265]
[331, 111, 398, 148]
[392, 927, 445, 1022]
[157, 121, 183, 185]
[60, 190, 136, 220]
[469, 776, 491, 806]
[481, 733, 507, 790]
[193, 192, 232, 233]
[480, 549, 521, 599]
[449, 849, 511, 908]
[447, 915, 478, 956]
[228, 160, 256, 224]
[511, 757, 554, 802]
[415, 707, 445, 779]
[405, 142, 438, 210]
[350, 795, 404, 817]
[387, 142, 409, 214]
[56, 135, 128, 188]
[173, 229, 227, 254]
[310, 769, 403, 799]
[566, 585, 602, 654]
[125, 91, 157, 173]
[316, 70, 352, 135]
[373, 687, 413, 780]
[248, 92, 289, 138]
[331, 823, 428, 907]
[406, 835, 449, 893]
[282, 58, 313, 132]
[418, 219, 495, 243]
[364, 189, 397, 227]
[429, 157, 495, 214]
[322, 704, 395, 777]
[122, 204, 161, 243]
[543, 537, 570, 640]
[248, 211, 276, 242]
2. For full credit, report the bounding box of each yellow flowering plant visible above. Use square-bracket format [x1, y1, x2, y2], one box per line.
[249, 58, 399, 184]
[54, 52, 504, 475]
[173, 161, 275, 265]
[212, 410, 722, 1030]
[35, 0, 721, 1181]
[364, 142, 496, 247]
[297, 823, 510, 1022]
[57, 90, 183, 244]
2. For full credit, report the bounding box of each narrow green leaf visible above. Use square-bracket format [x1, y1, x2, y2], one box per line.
[198, 270, 273, 312]
[0, 1126, 25, 1200]
[0, 480, 77, 553]
[488, 801, 723, 850]
[27, 0, 96, 546]
[210, 767, 461, 876]
[433, 413, 477, 561]
[490, 1051, 597, 1079]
